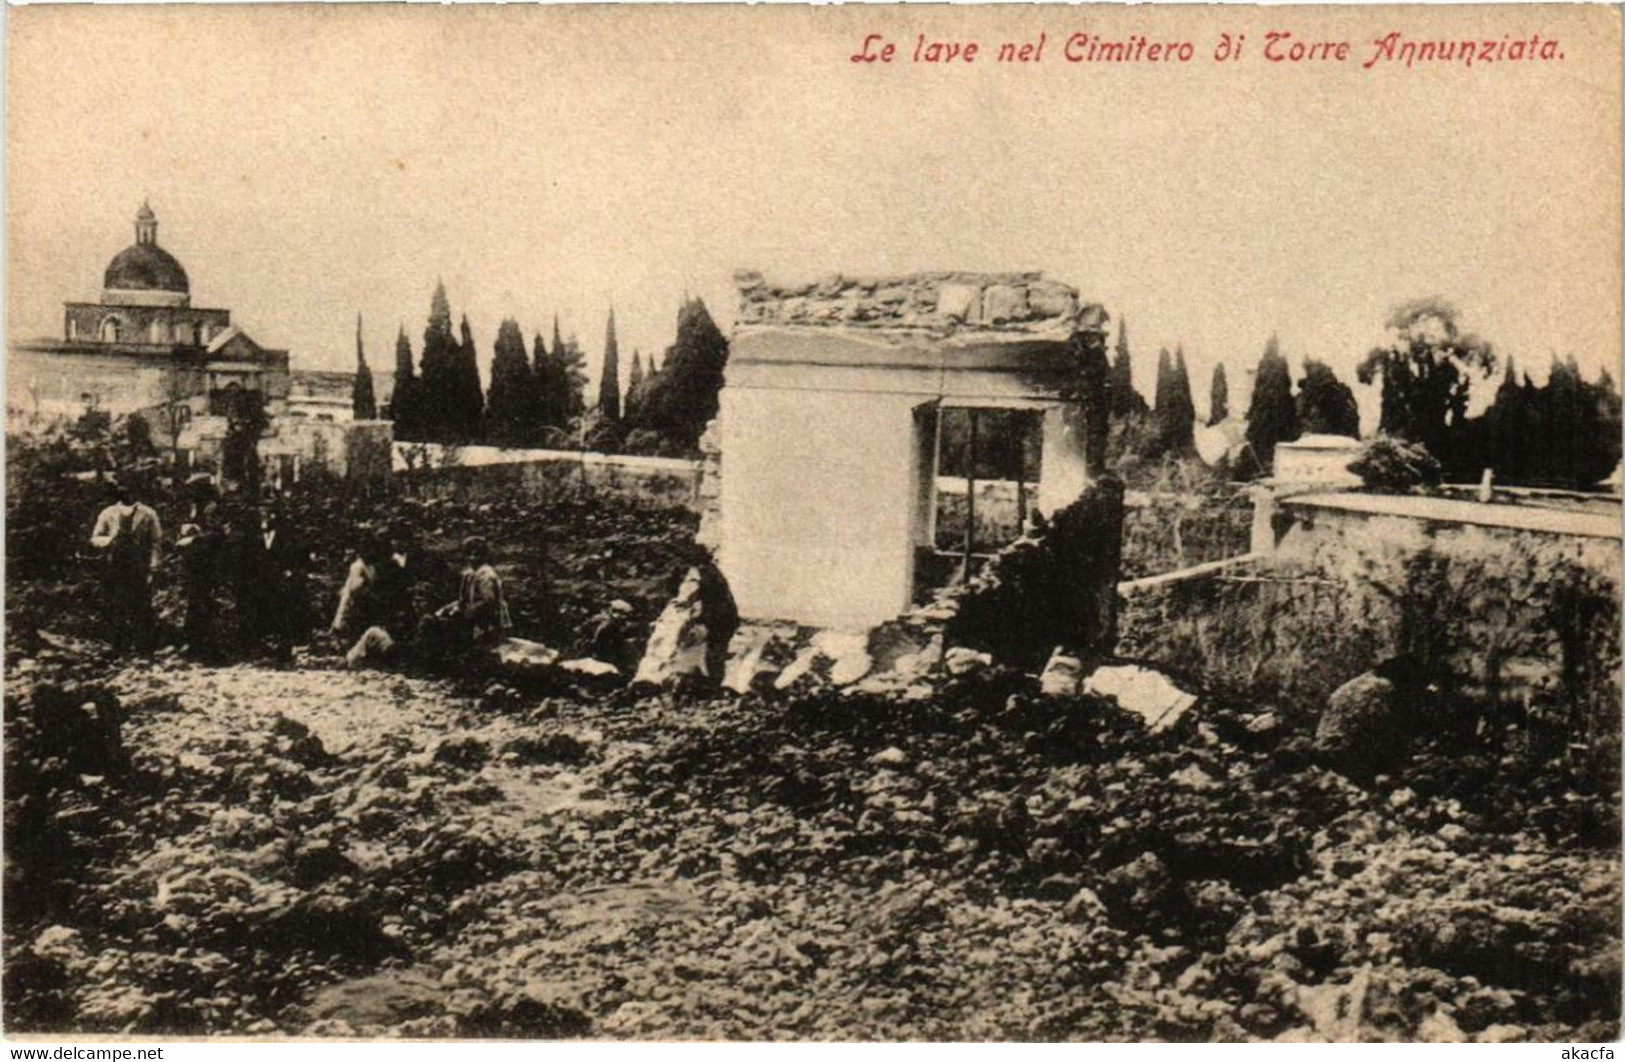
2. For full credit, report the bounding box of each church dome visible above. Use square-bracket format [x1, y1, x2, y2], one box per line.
[103, 202, 189, 295]
[104, 243, 190, 294]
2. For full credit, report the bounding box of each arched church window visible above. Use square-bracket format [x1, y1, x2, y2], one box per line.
[100, 318, 121, 343]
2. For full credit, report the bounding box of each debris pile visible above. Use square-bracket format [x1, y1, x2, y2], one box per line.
[733, 270, 1084, 333]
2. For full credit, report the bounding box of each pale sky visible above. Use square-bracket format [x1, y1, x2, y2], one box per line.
[7, 5, 1620, 429]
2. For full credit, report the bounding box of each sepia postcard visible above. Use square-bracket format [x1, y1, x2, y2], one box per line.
[3, 1, 1622, 1046]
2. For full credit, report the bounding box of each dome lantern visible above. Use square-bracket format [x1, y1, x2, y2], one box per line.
[103, 201, 190, 305]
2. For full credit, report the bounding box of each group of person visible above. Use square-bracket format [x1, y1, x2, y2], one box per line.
[89, 473, 315, 660]
[87, 472, 512, 670]
[329, 527, 511, 669]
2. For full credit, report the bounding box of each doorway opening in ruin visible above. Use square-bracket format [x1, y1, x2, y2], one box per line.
[911, 402, 1043, 601]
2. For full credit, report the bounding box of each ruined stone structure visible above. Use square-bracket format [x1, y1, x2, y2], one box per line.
[717, 270, 1108, 629]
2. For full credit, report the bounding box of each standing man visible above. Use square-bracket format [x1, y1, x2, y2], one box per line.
[88, 474, 163, 654]
[246, 490, 312, 662]
[176, 474, 225, 659]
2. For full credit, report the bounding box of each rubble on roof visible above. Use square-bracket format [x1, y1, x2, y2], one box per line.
[733, 269, 1092, 333]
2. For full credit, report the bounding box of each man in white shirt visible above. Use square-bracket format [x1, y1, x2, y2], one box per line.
[88, 474, 163, 653]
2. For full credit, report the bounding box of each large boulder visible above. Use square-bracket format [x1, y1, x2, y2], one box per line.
[1315, 671, 1404, 774]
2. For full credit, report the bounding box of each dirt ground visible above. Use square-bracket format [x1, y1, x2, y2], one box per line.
[4, 644, 1618, 1041]
[4, 444, 1619, 1041]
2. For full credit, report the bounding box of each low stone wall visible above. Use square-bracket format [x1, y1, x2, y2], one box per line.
[1120, 490, 1622, 717]
[398, 445, 704, 510]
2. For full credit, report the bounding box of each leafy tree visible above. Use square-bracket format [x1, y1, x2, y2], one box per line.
[484, 318, 537, 446]
[1356, 297, 1495, 466]
[70, 403, 112, 443]
[390, 326, 421, 441]
[1526, 356, 1621, 488]
[1245, 335, 1299, 471]
[597, 308, 622, 421]
[1478, 355, 1526, 481]
[633, 298, 729, 451]
[352, 313, 377, 420]
[221, 388, 269, 495]
[1296, 358, 1360, 437]
[123, 413, 155, 456]
[1108, 318, 1149, 418]
[1208, 363, 1229, 426]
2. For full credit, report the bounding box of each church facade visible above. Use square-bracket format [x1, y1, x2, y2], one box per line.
[8, 203, 291, 425]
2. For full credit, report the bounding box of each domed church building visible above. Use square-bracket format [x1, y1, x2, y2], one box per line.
[10, 202, 291, 423]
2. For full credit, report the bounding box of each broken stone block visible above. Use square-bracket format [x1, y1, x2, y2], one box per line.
[722, 625, 797, 695]
[773, 645, 825, 691]
[496, 638, 562, 681]
[1026, 281, 1079, 320]
[1081, 663, 1197, 732]
[811, 630, 872, 686]
[632, 591, 711, 689]
[560, 658, 618, 678]
[943, 647, 993, 676]
[981, 284, 1030, 324]
[935, 283, 981, 323]
[891, 634, 942, 682]
[1039, 647, 1084, 696]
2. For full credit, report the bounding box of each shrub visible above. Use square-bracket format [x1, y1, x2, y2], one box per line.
[1349, 436, 1442, 493]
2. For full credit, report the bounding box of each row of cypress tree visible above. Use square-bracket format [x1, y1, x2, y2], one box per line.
[355, 283, 730, 454]
[1103, 300, 1620, 488]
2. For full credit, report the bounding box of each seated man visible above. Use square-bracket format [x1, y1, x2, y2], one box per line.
[417, 536, 512, 665]
[331, 533, 398, 666]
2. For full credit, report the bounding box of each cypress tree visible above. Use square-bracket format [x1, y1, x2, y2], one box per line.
[1152, 345, 1196, 456]
[455, 314, 484, 440]
[598, 307, 622, 421]
[1208, 363, 1229, 426]
[390, 325, 420, 440]
[531, 330, 555, 432]
[636, 297, 729, 451]
[484, 318, 534, 446]
[1109, 318, 1148, 417]
[560, 333, 588, 420]
[1246, 335, 1300, 470]
[625, 350, 650, 423]
[418, 280, 458, 442]
[352, 313, 377, 421]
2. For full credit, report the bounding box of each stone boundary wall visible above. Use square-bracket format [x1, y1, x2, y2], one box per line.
[396, 444, 705, 510]
[1119, 491, 1622, 712]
